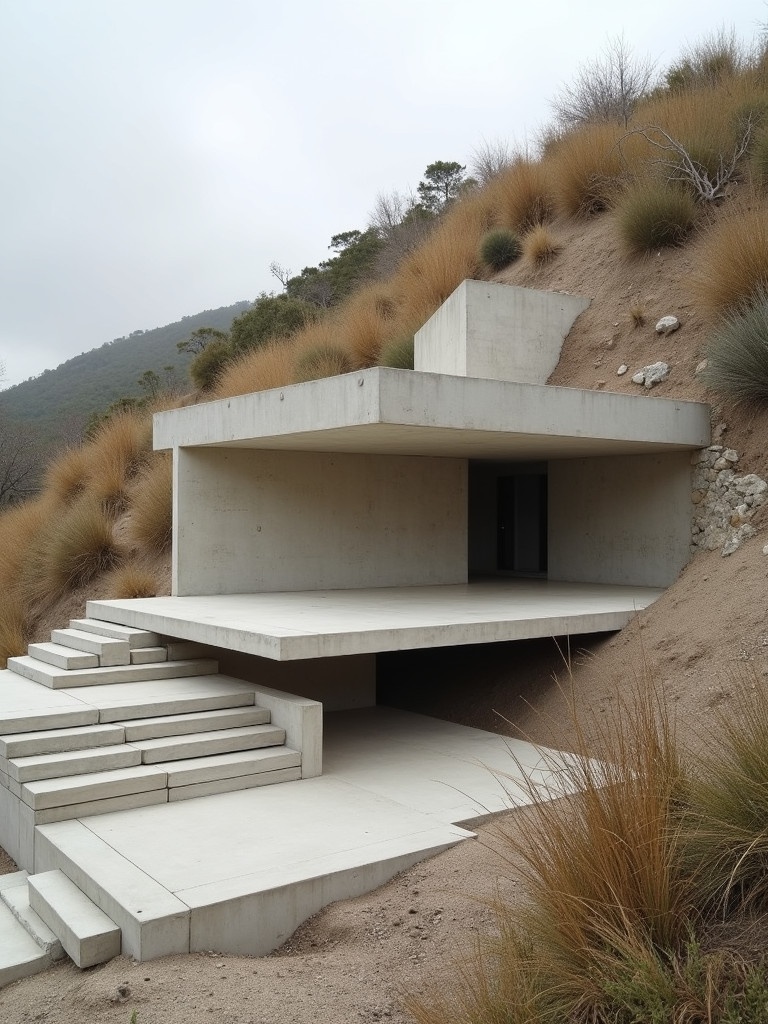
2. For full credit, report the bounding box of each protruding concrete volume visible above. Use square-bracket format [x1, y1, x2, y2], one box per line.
[28, 870, 121, 969]
[414, 280, 590, 383]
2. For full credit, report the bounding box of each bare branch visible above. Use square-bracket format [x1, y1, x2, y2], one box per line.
[269, 261, 292, 290]
[622, 117, 754, 201]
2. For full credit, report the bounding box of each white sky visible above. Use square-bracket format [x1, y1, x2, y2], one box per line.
[0, 0, 764, 387]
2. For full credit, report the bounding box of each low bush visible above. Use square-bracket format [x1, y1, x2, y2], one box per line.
[523, 224, 562, 264]
[190, 338, 233, 391]
[703, 289, 768, 405]
[293, 344, 353, 383]
[689, 206, 768, 314]
[378, 335, 414, 369]
[480, 229, 521, 271]
[616, 180, 697, 254]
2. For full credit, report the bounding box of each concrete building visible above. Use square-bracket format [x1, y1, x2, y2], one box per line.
[0, 281, 710, 975]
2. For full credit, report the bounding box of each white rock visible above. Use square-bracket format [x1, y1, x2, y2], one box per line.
[632, 361, 670, 388]
[655, 315, 680, 335]
[617, 364, 628, 376]
[695, 359, 708, 375]
[762, 544, 768, 556]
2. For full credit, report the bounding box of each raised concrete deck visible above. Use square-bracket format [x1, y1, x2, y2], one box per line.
[32, 707, 577, 959]
[88, 579, 662, 661]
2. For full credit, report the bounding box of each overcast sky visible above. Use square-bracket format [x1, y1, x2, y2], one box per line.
[0, 1, 763, 387]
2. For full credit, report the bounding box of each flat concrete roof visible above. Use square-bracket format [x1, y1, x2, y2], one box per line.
[154, 368, 710, 460]
[88, 580, 662, 662]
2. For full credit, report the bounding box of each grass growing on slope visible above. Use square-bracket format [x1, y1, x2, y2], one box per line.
[125, 454, 173, 554]
[690, 206, 768, 314]
[616, 180, 697, 254]
[702, 288, 768, 406]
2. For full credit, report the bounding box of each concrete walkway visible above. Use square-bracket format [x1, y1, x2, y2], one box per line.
[32, 707, 575, 960]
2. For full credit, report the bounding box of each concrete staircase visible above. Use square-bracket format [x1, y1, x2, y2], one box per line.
[0, 616, 323, 986]
[1, 618, 302, 825]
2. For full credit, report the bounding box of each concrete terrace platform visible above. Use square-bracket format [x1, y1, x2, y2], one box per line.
[31, 707, 571, 959]
[88, 580, 662, 662]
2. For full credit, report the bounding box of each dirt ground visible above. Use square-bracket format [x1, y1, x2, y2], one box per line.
[2, 197, 768, 1022]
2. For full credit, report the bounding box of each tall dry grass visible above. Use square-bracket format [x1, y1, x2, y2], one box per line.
[689, 204, 768, 314]
[486, 159, 556, 231]
[82, 409, 153, 512]
[547, 122, 644, 217]
[43, 447, 89, 506]
[214, 339, 297, 398]
[125, 454, 173, 554]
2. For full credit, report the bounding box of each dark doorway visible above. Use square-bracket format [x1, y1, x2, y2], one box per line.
[468, 462, 548, 577]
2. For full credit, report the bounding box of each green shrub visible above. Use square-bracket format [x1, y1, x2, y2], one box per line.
[617, 180, 697, 254]
[229, 294, 317, 354]
[480, 229, 521, 271]
[378, 335, 414, 369]
[293, 344, 354, 383]
[190, 338, 233, 391]
[703, 289, 768, 405]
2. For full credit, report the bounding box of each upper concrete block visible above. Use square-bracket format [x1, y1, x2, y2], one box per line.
[152, 367, 709, 461]
[414, 280, 590, 384]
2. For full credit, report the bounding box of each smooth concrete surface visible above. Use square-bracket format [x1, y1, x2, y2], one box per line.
[27, 643, 99, 671]
[153, 366, 710, 459]
[549, 452, 694, 587]
[28, 870, 121, 969]
[0, 724, 126, 759]
[69, 619, 161, 648]
[89, 579, 663, 663]
[7, 656, 219, 690]
[173, 448, 467, 596]
[33, 707, 580, 961]
[414, 280, 590, 383]
[1, 875, 64, 959]
[0, 899, 52, 987]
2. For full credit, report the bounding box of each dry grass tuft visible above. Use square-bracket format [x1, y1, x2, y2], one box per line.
[293, 344, 354, 382]
[0, 596, 28, 667]
[487, 159, 556, 231]
[84, 409, 153, 512]
[214, 339, 296, 399]
[100, 563, 160, 599]
[523, 224, 563, 264]
[44, 447, 90, 506]
[19, 495, 121, 606]
[616, 179, 697, 254]
[334, 289, 393, 368]
[689, 205, 768, 314]
[630, 303, 646, 327]
[0, 498, 51, 593]
[125, 454, 173, 554]
[547, 123, 634, 217]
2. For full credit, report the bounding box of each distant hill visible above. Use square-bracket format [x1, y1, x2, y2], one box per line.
[0, 301, 250, 437]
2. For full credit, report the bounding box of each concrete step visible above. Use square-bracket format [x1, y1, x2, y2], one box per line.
[6, 657, 219, 690]
[131, 724, 287, 764]
[29, 870, 121, 969]
[0, 898, 52, 987]
[8, 745, 141, 784]
[120, 706, 270, 741]
[0, 706, 99, 737]
[0, 873, 64, 961]
[21, 764, 168, 811]
[161, 746, 301, 790]
[130, 647, 167, 665]
[26, 642, 99, 671]
[0, 723, 125, 759]
[50, 629, 131, 666]
[74, 675, 257, 723]
[69, 618, 161, 649]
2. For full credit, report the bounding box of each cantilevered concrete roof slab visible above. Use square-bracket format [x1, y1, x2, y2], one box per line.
[154, 368, 710, 460]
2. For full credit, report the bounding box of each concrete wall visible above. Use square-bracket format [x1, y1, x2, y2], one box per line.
[173, 448, 467, 596]
[414, 280, 590, 384]
[548, 452, 693, 588]
[216, 650, 376, 711]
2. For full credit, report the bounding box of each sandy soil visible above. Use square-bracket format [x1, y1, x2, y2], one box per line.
[2, 197, 768, 1022]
